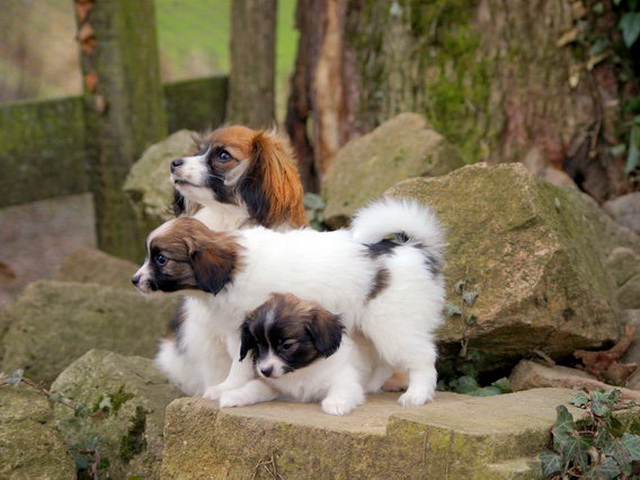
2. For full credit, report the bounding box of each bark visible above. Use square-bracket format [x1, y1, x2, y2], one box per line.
[73, 0, 168, 261]
[226, 0, 277, 128]
[286, 0, 635, 200]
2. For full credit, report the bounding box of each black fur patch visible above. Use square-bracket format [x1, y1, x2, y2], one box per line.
[367, 268, 390, 301]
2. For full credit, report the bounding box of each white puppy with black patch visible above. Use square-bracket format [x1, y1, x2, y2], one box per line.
[219, 293, 368, 415]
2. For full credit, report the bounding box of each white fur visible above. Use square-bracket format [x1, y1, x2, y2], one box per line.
[219, 336, 368, 415]
[155, 198, 445, 407]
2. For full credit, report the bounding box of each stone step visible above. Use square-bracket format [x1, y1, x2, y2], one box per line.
[161, 388, 580, 479]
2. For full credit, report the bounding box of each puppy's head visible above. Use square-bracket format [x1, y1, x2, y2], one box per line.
[239, 293, 344, 379]
[131, 217, 241, 295]
[170, 126, 307, 229]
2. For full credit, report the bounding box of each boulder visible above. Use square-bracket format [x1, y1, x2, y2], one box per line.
[603, 191, 640, 234]
[387, 163, 620, 369]
[0, 383, 75, 479]
[0, 280, 177, 385]
[57, 247, 139, 290]
[123, 129, 196, 231]
[51, 349, 183, 480]
[605, 248, 640, 310]
[322, 113, 465, 227]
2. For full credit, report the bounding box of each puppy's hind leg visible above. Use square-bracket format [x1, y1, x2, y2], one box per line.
[397, 342, 438, 407]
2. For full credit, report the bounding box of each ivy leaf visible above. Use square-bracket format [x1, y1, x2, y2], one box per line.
[605, 437, 632, 467]
[451, 375, 480, 394]
[552, 405, 590, 467]
[490, 377, 513, 394]
[569, 391, 590, 408]
[444, 302, 462, 318]
[469, 386, 503, 397]
[303, 192, 325, 210]
[539, 450, 563, 477]
[621, 433, 640, 461]
[462, 290, 478, 306]
[619, 12, 640, 48]
[453, 280, 466, 294]
[592, 455, 622, 479]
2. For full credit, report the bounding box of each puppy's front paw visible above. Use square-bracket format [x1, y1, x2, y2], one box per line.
[219, 389, 253, 408]
[203, 385, 224, 401]
[321, 397, 357, 416]
[398, 389, 432, 407]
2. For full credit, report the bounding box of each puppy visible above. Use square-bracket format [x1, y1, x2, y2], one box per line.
[133, 197, 445, 407]
[218, 293, 367, 415]
[171, 125, 307, 230]
[156, 125, 307, 395]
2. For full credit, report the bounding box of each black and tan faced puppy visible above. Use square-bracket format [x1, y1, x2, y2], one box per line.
[218, 293, 367, 416]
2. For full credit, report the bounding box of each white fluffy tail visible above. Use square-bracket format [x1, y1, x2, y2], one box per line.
[350, 197, 445, 257]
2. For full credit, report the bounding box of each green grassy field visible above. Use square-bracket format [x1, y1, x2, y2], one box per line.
[155, 0, 298, 121]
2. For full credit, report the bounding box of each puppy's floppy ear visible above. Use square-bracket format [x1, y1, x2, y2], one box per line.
[239, 319, 257, 361]
[306, 308, 344, 358]
[238, 131, 307, 228]
[189, 233, 239, 295]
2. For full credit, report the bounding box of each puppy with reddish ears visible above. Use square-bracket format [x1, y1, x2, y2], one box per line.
[218, 293, 368, 416]
[156, 125, 307, 396]
[133, 198, 445, 407]
[171, 125, 307, 230]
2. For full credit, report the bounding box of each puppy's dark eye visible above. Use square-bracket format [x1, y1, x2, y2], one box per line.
[217, 149, 232, 163]
[155, 254, 168, 266]
[280, 340, 297, 351]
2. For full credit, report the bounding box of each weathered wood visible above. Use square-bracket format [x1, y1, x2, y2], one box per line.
[0, 96, 89, 206]
[226, 0, 277, 128]
[0, 76, 228, 209]
[73, 0, 168, 261]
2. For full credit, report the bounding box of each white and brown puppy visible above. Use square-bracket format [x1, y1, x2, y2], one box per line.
[133, 198, 445, 407]
[171, 125, 307, 230]
[157, 125, 307, 395]
[218, 293, 368, 416]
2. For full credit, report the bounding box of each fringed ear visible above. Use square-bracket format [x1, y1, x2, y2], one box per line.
[189, 235, 238, 295]
[238, 131, 307, 228]
[239, 320, 257, 361]
[306, 308, 344, 358]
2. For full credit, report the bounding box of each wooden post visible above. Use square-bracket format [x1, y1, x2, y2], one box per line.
[73, 0, 168, 261]
[226, 0, 277, 128]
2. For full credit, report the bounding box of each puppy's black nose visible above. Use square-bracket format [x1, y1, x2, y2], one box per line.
[260, 366, 273, 378]
[131, 274, 140, 286]
[170, 158, 184, 173]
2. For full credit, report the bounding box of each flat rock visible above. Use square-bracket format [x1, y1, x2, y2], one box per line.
[52, 349, 183, 479]
[123, 129, 196, 231]
[0, 280, 177, 385]
[0, 383, 75, 479]
[161, 388, 587, 479]
[57, 247, 139, 290]
[387, 163, 620, 369]
[322, 113, 465, 227]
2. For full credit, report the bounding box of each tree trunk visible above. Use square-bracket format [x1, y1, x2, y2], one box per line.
[73, 0, 168, 261]
[226, 0, 277, 128]
[287, 0, 635, 200]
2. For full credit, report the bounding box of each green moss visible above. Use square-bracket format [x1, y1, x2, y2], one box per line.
[417, 0, 492, 163]
[119, 406, 148, 462]
[92, 386, 135, 416]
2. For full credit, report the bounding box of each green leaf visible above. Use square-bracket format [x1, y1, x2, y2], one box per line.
[452, 375, 480, 394]
[539, 450, 563, 477]
[619, 12, 640, 48]
[569, 392, 590, 408]
[592, 455, 622, 479]
[469, 386, 503, 397]
[491, 377, 513, 394]
[605, 438, 632, 467]
[444, 302, 462, 318]
[462, 290, 478, 306]
[303, 192, 325, 210]
[621, 433, 640, 461]
[453, 280, 466, 294]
